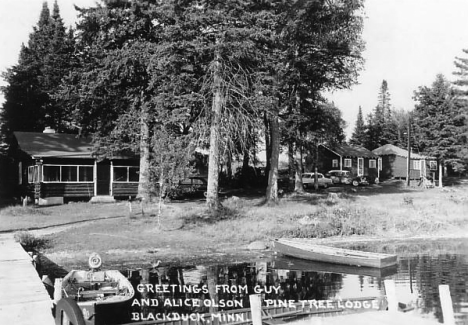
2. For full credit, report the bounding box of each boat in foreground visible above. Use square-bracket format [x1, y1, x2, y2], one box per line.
[274, 238, 397, 268]
[54, 253, 135, 325]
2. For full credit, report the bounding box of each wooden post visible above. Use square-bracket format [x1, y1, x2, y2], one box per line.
[438, 161, 443, 188]
[53, 278, 63, 304]
[439, 285, 455, 325]
[34, 160, 43, 205]
[384, 279, 398, 312]
[406, 116, 411, 187]
[249, 294, 262, 325]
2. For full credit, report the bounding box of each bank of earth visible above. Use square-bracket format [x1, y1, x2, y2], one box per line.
[2, 179, 467, 270]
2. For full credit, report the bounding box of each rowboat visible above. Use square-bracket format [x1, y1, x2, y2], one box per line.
[273, 238, 397, 268]
[272, 256, 398, 278]
[54, 253, 135, 325]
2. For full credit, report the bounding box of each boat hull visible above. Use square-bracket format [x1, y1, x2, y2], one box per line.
[61, 269, 135, 325]
[274, 239, 397, 268]
[272, 256, 398, 278]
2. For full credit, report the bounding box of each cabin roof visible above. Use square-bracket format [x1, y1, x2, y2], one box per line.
[372, 144, 433, 159]
[321, 144, 379, 158]
[14, 132, 94, 158]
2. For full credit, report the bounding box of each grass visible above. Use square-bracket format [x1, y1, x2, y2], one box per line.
[1, 179, 468, 267]
[0, 201, 130, 232]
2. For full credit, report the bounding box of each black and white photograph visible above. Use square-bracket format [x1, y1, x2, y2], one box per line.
[1, 1, 467, 324]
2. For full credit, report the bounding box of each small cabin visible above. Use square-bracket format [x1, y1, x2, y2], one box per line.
[372, 144, 438, 180]
[12, 131, 139, 205]
[318, 144, 381, 182]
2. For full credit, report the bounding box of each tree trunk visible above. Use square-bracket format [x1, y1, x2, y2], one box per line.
[438, 161, 443, 188]
[241, 147, 250, 188]
[138, 104, 151, 202]
[206, 49, 223, 213]
[263, 112, 271, 186]
[288, 141, 294, 191]
[294, 158, 304, 192]
[266, 107, 280, 204]
[226, 151, 233, 185]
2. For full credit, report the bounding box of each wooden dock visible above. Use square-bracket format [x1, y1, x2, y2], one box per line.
[0, 234, 55, 325]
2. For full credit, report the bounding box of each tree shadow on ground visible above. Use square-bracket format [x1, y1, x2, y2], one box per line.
[333, 179, 433, 198]
[37, 254, 70, 298]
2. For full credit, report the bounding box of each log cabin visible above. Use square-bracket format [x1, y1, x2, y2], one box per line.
[372, 144, 438, 181]
[318, 144, 381, 183]
[12, 130, 139, 205]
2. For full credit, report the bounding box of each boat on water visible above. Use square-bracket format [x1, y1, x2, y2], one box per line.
[274, 238, 397, 268]
[54, 253, 135, 325]
[272, 256, 398, 278]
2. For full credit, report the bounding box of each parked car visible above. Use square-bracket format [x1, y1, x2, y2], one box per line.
[351, 175, 369, 186]
[302, 172, 333, 189]
[326, 170, 370, 186]
[169, 176, 208, 198]
[326, 170, 353, 184]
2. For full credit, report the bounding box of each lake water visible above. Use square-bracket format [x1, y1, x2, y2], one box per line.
[125, 238, 468, 324]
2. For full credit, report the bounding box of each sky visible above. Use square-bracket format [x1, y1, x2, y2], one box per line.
[1, 0, 468, 138]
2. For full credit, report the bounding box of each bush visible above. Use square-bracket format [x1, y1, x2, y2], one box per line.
[274, 206, 376, 239]
[13, 231, 50, 252]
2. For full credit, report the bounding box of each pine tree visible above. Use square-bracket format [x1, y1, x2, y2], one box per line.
[364, 80, 398, 149]
[453, 49, 468, 101]
[414, 74, 465, 175]
[349, 106, 367, 146]
[392, 108, 412, 148]
[1, 44, 46, 133]
[451, 49, 468, 173]
[1, 1, 75, 136]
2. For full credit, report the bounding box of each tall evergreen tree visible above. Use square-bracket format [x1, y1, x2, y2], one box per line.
[261, 0, 365, 198]
[452, 49, 468, 172]
[349, 106, 366, 146]
[453, 49, 468, 101]
[364, 80, 397, 149]
[392, 108, 412, 148]
[413, 74, 465, 179]
[1, 1, 75, 137]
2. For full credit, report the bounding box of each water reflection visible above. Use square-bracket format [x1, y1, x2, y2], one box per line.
[128, 261, 344, 319]
[127, 239, 468, 324]
[396, 254, 468, 325]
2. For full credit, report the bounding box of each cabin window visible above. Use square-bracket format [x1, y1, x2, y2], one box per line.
[332, 159, 339, 168]
[429, 160, 437, 170]
[43, 165, 94, 182]
[413, 160, 421, 170]
[79, 166, 94, 182]
[369, 159, 377, 168]
[113, 166, 139, 182]
[27, 166, 39, 183]
[43, 166, 60, 182]
[62, 166, 77, 182]
[344, 159, 352, 168]
[129, 168, 139, 182]
[18, 162, 23, 185]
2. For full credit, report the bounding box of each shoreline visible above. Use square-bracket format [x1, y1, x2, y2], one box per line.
[40, 230, 468, 270]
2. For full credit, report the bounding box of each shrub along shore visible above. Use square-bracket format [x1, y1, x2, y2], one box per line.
[2, 180, 468, 269]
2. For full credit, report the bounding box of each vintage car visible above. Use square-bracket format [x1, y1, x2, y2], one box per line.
[302, 172, 333, 189]
[326, 170, 352, 184]
[168, 175, 208, 199]
[326, 170, 370, 186]
[351, 175, 369, 186]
